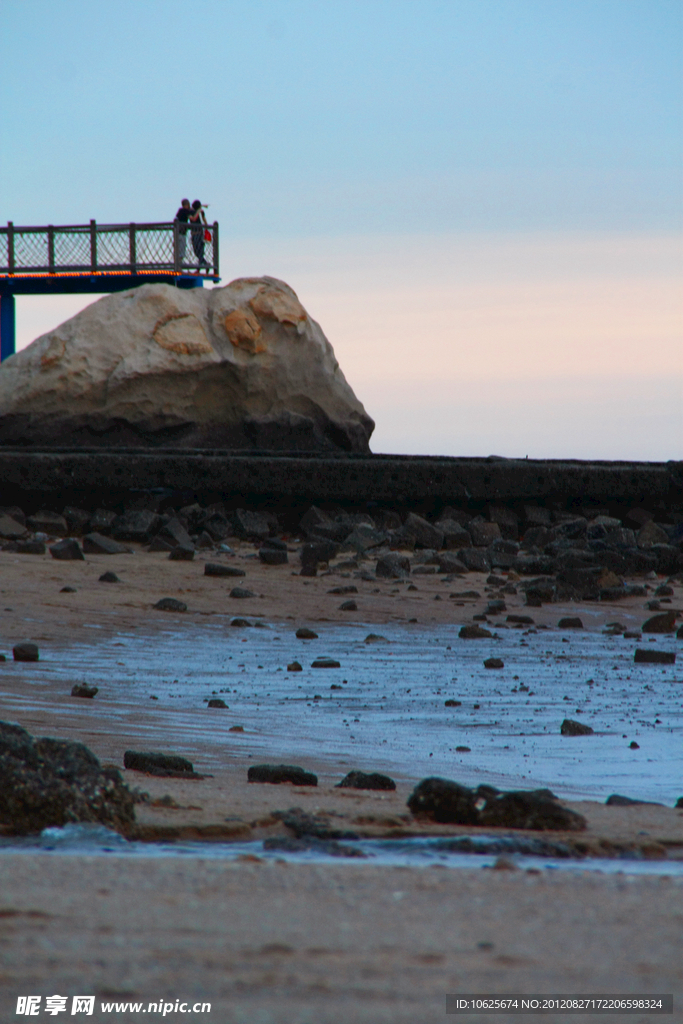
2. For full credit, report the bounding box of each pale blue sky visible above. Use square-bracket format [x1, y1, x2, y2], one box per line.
[2, 0, 680, 233]
[2, 0, 681, 458]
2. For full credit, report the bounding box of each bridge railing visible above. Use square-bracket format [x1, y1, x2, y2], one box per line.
[0, 220, 219, 276]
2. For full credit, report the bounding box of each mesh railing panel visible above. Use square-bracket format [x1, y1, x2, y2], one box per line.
[0, 222, 218, 275]
[53, 228, 91, 269]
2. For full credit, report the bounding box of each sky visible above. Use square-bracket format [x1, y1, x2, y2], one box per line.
[1, 0, 681, 458]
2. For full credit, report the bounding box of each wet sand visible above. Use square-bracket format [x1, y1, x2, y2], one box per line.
[1, 544, 682, 1019]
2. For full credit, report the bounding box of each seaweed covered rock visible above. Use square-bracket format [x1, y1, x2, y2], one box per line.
[0, 721, 135, 835]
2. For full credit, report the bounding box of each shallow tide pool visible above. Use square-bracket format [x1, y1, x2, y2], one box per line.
[1, 618, 681, 803]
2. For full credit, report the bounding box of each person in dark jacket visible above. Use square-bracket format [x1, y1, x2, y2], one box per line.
[175, 199, 191, 267]
[189, 200, 209, 267]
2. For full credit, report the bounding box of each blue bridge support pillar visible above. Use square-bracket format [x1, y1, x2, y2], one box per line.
[0, 292, 16, 362]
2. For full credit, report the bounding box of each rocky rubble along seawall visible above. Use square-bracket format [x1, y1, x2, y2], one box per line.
[0, 277, 374, 452]
[0, 499, 681, 604]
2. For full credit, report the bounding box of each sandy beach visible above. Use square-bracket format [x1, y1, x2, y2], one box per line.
[1, 542, 682, 1021]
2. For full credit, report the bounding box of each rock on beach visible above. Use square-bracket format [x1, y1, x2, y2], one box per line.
[0, 277, 374, 452]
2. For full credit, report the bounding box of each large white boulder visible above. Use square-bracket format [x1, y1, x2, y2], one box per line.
[0, 277, 374, 451]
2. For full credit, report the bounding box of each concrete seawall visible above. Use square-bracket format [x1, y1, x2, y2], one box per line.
[0, 449, 681, 515]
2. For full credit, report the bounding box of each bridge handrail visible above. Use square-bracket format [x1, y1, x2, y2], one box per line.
[0, 219, 219, 277]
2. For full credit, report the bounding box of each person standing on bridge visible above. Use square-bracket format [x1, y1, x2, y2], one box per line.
[175, 198, 191, 267]
[189, 200, 210, 268]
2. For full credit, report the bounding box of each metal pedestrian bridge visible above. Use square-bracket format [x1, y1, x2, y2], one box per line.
[0, 219, 220, 360]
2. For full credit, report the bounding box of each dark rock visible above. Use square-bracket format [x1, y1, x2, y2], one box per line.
[486, 599, 506, 615]
[339, 600, 357, 611]
[624, 507, 653, 529]
[296, 628, 318, 639]
[675, 796, 683, 808]
[230, 587, 255, 599]
[123, 751, 197, 776]
[522, 578, 556, 606]
[301, 540, 339, 574]
[287, 661, 303, 672]
[561, 719, 594, 736]
[455, 746, 471, 752]
[457, 548, 491, 572]
[231, 509, 272, 542]
[89, 509, 117, 534]
[507, 614, 534, 624]
[551, 517, 588, 541]
[521, 526, 552, 549]
[516, 554, 555, 576]
[299, 505, 332, 537]
[444, 699, 462, 707]
[204, 562, 246, 578]
[601, 526, 637, 548]
[407, 777, 479, 825]
[467, 520, 501, 547]
[403, 512, 444, 550]
[436, 506, 473, 527]
[637, 521, 669, 548]
[27, 511, 68, 536]
[16, 540, 46, 555]
[484, 658, 504, 669]
[312, 658, 341, 668]
[83, 532, 131, 555]
[655, 584, 674, 597]
[230, 617, 252, 627]
[207, 698, 228, 708]
[177, 503, 207, 532]
[0, 514, 27, 540]
[99, 571, 119, 583]
[272, 807, 357, 839]
[605, 794, 664, 807]
[49, 538, 84, 561]
[0, 505, 25, 526]
[437, 552, 468, 574]
[478, 791, 586, 831]
[342, 523, 387, 553]
[642, 611, 677, 633]
[153, 598, 187, 612]
[112, 509, 161, 542]
[459, 625, 492, 639]
[634, 648, 675, 665]
[0, 722, 135, 835]
[196, 530, 215, 550]
[157, 517, 194, 550]
[169, 546, 195, 561]
[651, 544, 683, 575]
[678, 624, 683, 639]
[248, 764, 318, 786]
[630, 741, 640, 749]
[13, 642, 39, 662]
[364, 633, 387, 643]
[259, 547, 288, 565]
[376, 553, 411, 578]
[262, 537, 288, 551]
[439, 521, 472, 550]
[558, 617, 584, 629]
[487, 506, 520, 541]
[336, 770, 396, 791]
[199, 511, 232, 542]
[148, 537, 175, 553]
[328, 585, 358, 595]
[71, 684, 98, 698]
[60, 586, 77, 593]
